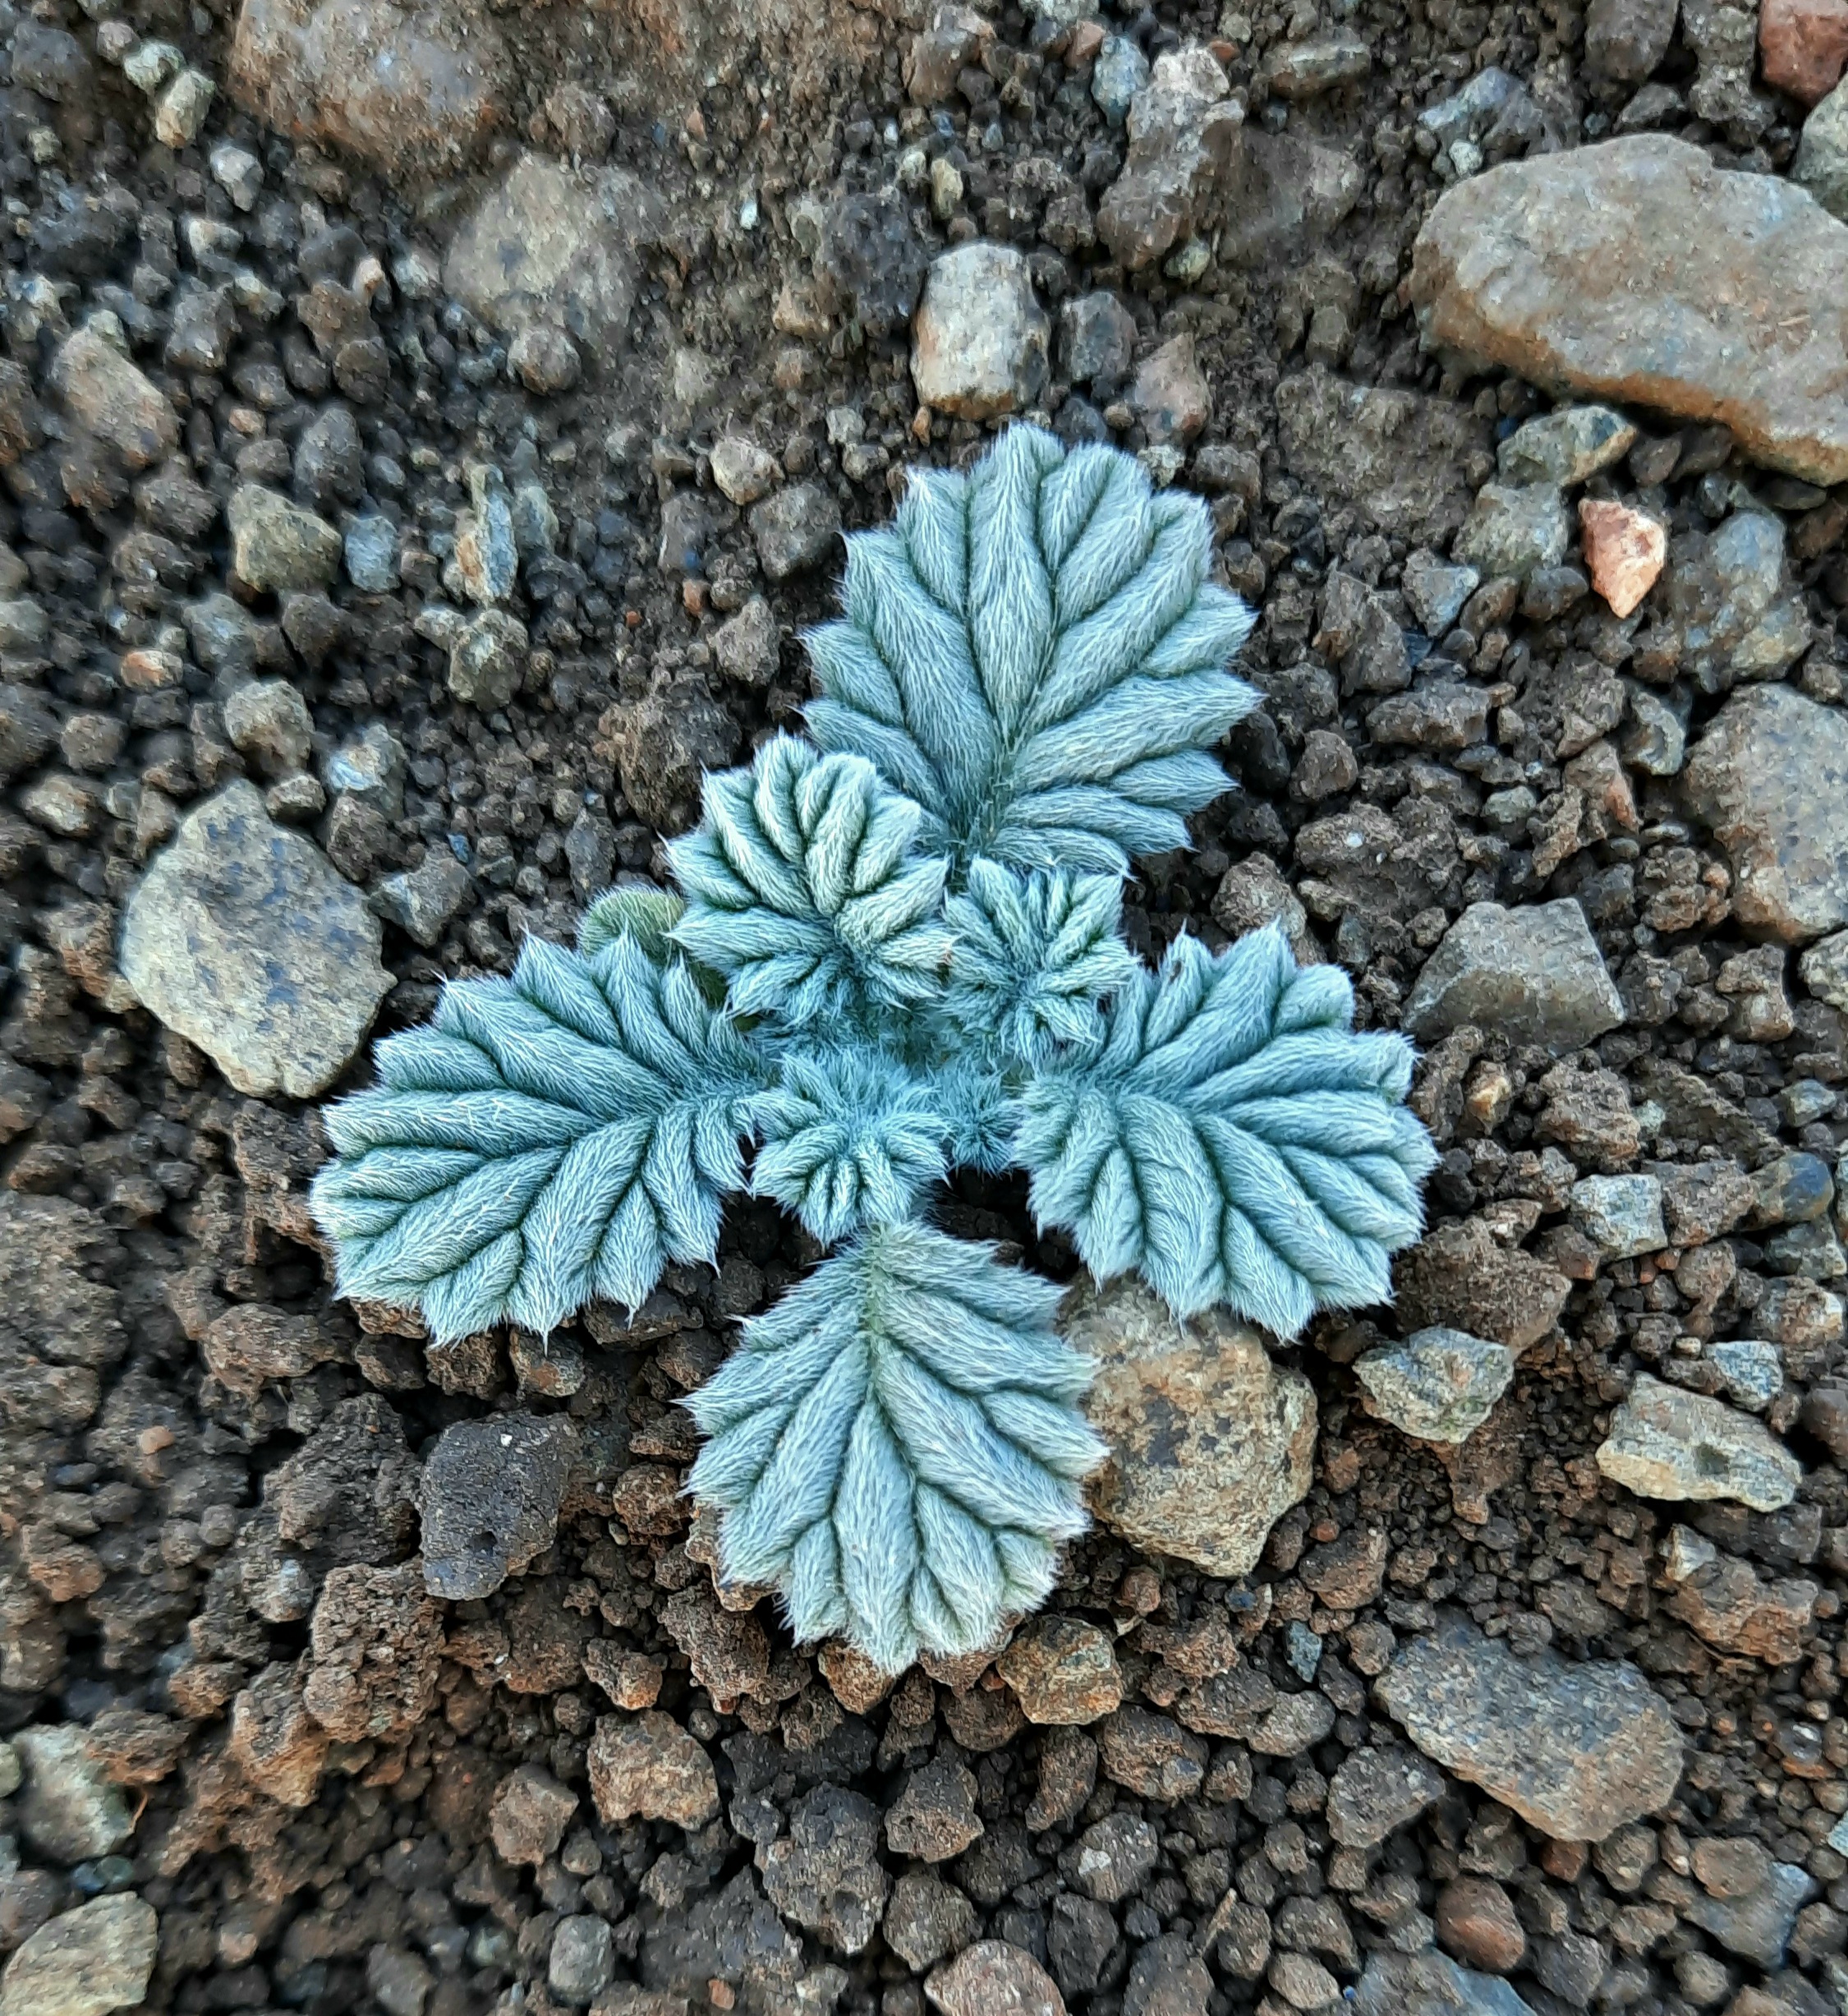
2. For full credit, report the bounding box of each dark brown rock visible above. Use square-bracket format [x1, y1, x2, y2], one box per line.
[1393, 1217, 1572, 1352]
[996, 1618, 1123, 1727]
[1436, 1876, 1528, 1972]
[588, 1712, 719, 1830]
[490, 1763, 578, 1866]
[228, 0, 511, 177]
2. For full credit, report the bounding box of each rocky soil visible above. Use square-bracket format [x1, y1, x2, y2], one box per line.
[1, 0, 1848, 2009]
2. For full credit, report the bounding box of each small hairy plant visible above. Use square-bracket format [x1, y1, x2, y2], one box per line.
[314, 428, 1437, 1670]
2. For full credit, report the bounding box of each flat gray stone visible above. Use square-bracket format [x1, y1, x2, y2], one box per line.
[119, 780, 390, 1099]
[1403, 550, 1480, 636]
[1354, 1949, 1538, 2016]
[1497, 405, 1637, 486]
[1685, 684, 1848, 945]
[1276, 363, 1491, 545]
[420, 1412, 579, 1601]
[1661, 510, 1809, 695]
[11, 1725, 130, 1863]
[371, 851, 472, 950]
[1356, 1328, 1515, 1443]
[1452, 481, 1570, 581]
[1596, 1374, 1802, 1511]
[0, 1895, 158, 2016]
[444, 151, 661, 353]
[1403, 899, 1625, 1054]
[1327, 1745, 1446, 1848]
[1377, 1616, 1683, 1842]
[1687, 1859, 1815, 1967]
[49, 327, 177, 470]
[1570, 1174, 1666, 1259]
[228, 485, 342, 592]
[757, 1784, 889, 1952]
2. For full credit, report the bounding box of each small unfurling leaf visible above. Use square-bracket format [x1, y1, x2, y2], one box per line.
[751, 1049, 949, 1245]
[577, 886, 685, 961]
[669, 735, 952, 1028]
[945, 858, 1139, 1064]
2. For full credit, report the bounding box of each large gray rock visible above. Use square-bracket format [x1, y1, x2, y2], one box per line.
[1684, 684, 1848, 945]
[119, 781, 390, 1099]
[1062, 1279, 1314, 1576]
[1497, 404, 1637, 486]
[1409, 135, 1848, 486]
[911, 242, 1049, 421]
[1377, 1617, 1683, 1842]
[884, 1871, 978, 1974]
[420, 1412, 579, 1600]
[447, 609, 528, 709]
[444, 152, 663, 354]
[0, 1895, 158, 2016]
[1403, 900, 1625, 1055]
[1596, 1374, 1802, 1511]
[816, 189, 931, 339]
[11, 1725, 131, 1863]
[1060, 291, 1138, 389]
[549, 1916, 615, 2005]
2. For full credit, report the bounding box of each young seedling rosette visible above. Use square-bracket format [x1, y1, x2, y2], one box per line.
[311, 428, 1437, 1672]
